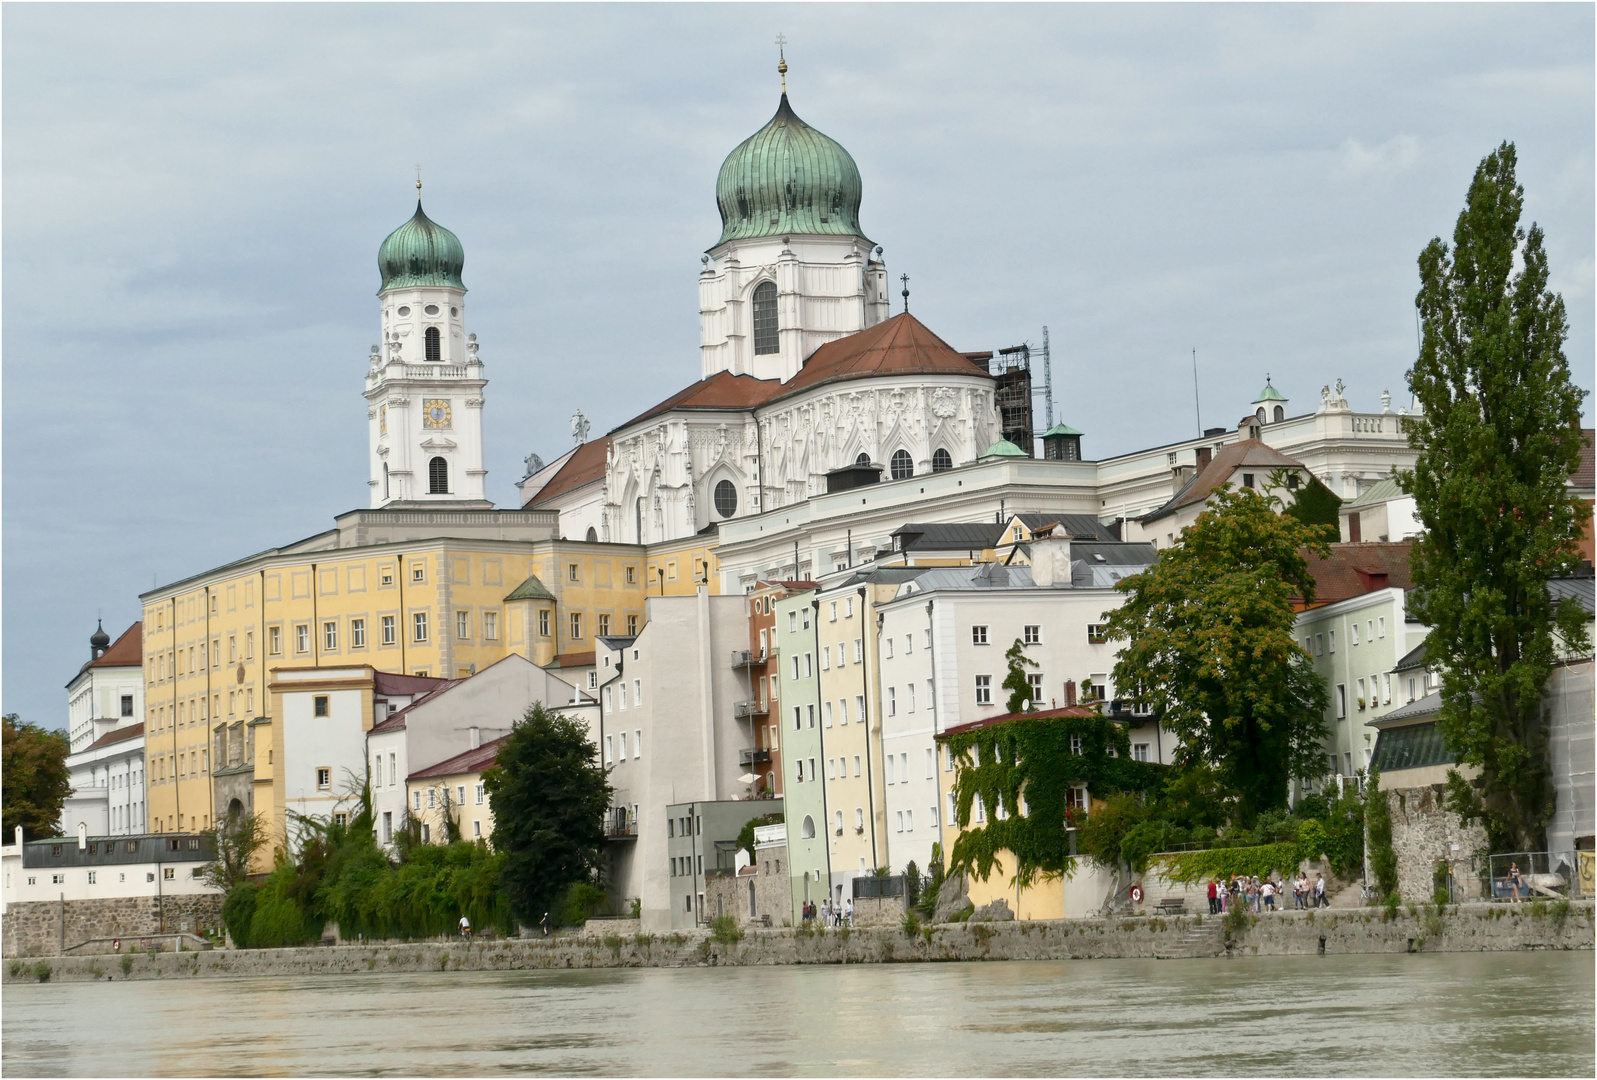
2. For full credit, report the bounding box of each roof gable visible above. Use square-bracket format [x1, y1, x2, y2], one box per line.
[777, 313, 989, 400]
[1141, 439, 1308, 523]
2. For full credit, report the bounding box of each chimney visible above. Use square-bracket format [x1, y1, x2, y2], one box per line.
[1171, 463, 1196, 488]
[1064, 680, 1077, 707]
[468, 725, 481, 750]
[1029, 527, 1073, 588]
[1195, 446, 1213, 472]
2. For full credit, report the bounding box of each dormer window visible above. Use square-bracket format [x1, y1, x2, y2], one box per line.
[424, 326, 441, 362]
[752, 281, 779, 355]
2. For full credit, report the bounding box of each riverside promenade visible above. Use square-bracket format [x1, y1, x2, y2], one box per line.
[6, 901, 1590, 984]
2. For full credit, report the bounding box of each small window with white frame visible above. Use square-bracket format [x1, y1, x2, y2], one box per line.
[1023, 624, 1041, 645]
[972, 625, 989, 645]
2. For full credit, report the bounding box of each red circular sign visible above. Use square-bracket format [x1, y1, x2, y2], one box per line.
[1130, 885, 1144, 904]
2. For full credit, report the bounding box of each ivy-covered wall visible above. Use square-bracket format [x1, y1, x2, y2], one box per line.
[941, 713, 1165, 887]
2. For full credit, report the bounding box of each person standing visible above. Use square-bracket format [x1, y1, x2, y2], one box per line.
[844, 897, 854, 926]
[1314, 873, 1327, 908]
[1507, 861, 1523, 902]
[1261, 878, 1275, 912]
[540, 911, 551, 937]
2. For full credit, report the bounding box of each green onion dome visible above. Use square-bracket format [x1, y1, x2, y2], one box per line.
[378, 201, 465, 293]
[714, 94, 868, 248]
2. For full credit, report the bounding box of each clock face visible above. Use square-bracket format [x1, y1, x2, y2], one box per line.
[423, 399, 452, 429]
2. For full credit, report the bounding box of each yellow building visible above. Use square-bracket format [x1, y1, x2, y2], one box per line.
[405, 736, 507, 845]
[141, 505, 724, 848]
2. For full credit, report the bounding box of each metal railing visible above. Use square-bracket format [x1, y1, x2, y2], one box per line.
[603, 809, 637, 839]
[1484, 851, 1585, 901]
[739, 748, 772, 766]
[730, 649, 768, 668]
[733, 700, 768, 718]
[853, 875, 905, 899]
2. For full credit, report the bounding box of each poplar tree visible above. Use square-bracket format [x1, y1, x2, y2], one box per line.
[1404, 141, 1591, 851]
[1104, 486, 1331, 822]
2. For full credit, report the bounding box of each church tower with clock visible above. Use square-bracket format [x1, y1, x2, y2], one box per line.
[365, 196, 491, 508]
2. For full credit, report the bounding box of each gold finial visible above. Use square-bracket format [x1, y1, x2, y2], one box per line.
[775, 32, 788, 94]
[415, 164, 422, 199]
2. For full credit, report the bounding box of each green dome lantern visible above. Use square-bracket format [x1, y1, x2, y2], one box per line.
[378, 201, 466, 293]
[980, 437, 1029, 460]
[713, 93, 868, 248]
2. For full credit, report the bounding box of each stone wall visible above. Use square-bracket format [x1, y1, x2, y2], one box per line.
[7, 901, 1589, 983]
[3, 894, 224, 957]
[1385, 784, 1489, 902]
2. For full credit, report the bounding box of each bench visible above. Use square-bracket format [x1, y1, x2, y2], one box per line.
[1156, 898, 1187, 914]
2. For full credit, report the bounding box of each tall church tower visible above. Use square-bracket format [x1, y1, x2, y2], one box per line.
[366, 198, 491, 508]
[697, 58, 890, 382]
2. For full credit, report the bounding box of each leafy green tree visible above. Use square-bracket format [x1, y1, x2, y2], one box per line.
[484, 703, 611, 927]
[1365, 768, 1398, 899]
[1000, 638, 1038, 712]
[2, 715, 70, 840]
[201, 808, 268, 892]
[1405, 142, 1591, 851]
[1283, 476, 1343, 542]
[1104, 486, 1331, 822]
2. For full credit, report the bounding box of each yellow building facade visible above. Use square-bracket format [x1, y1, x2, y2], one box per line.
[140, 507, 725, 847]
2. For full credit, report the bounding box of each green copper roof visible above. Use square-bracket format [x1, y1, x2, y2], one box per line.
[504, 574, 554, 602]
[378, 201, 465, 293]
[1254, 376, 1287, 403]
[714, 94, 867, 247]
[980, 438, 1029, 459]
[1042, 422, 1083, 437]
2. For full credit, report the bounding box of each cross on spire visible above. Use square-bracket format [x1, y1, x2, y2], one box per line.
[775, 33, 788, 93]
[900, 273, 910, 314]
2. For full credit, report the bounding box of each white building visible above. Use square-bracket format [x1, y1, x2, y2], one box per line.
[60, 622, 146, 838]
[366, 655, 591, 850]
[873, 528, 1161, 874]
[367, 198, 489, 508]
[1339, 477, 1422, 544]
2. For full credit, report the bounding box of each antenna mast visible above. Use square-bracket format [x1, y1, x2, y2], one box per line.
[1191, 348, 1203, 437]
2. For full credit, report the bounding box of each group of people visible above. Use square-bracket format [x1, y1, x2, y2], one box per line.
[1204, 872, 1329, 913]
[801, 898, 853, 927]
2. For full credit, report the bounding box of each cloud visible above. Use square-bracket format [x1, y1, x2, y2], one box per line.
[1338, 135, 1421, 177]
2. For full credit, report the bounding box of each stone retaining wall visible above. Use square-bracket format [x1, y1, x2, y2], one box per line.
[5, 901, 1588, 984]
[3, 895, 224, 958]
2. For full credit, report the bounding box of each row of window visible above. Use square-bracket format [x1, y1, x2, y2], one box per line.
[603, 728, 644, 765]
[19, 868, 191, 888]
[603, 680, 644, 715]
[1303, 616, 1385, 658]
[410, 783, 485, 811]
[534, 610, 640, 640]
[1333, 672, 1397, 718]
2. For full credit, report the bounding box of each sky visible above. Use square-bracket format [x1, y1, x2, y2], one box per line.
[4, 3, 1593, 729]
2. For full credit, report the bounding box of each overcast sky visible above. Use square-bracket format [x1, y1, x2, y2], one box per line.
[4, 3, 1592, 729]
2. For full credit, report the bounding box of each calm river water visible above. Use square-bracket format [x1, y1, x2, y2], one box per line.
[3, 953, 1592, 1076]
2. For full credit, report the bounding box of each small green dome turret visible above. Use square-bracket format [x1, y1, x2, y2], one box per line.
[980, 438, 1029, 460]
[378, 201, 465, 293]
[714, 94, 868, 248]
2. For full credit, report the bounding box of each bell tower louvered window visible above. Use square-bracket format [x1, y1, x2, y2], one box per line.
[752, 281, 779, 355]
[428, 456, 449, 494]
[424, 326, 441, 362]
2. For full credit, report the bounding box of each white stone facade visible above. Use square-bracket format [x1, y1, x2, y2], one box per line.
[699, 235, 890, 382]
[366, 285, 488, 507]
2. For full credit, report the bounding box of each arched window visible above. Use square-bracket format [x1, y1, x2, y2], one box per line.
[383, 462, 390, 500]
[1273, 405, 1285, 423]
[425, 326, 441, 362]
[752, 281, 779, 355]
[428, 456, 449, 494]
[585, 526, 598, 542]
[855, 452, 871, 467]
[1255, 406, 1266, 423]
[890, 449, 913, 480]
[714, 479, 738, 518]
[931, 448, 953, 473]
[801, 814, 816, 839]
[635, 498, 644, 544]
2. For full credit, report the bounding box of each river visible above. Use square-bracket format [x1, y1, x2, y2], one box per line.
[3, 953, 1591, 1076]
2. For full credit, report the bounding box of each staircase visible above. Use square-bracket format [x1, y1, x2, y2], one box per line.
[1154, 919, 1227, 959]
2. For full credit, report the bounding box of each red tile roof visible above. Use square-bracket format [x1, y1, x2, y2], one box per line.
[91, 623, 142, 669]
[523, 436, 612, 509]
[374, 671, 449, 698]
[1142, 439, 1308, 523]
[1297, 541, 1414, 606]
[938, 704, 1101, 740]
[552, 651, 596, 668]
[1573, 428, 1595, 491]
[616, 369, 782, 430]
[409, 735, 509, 781]
[774, 313, 989, 400]
[84, 723, 145, 752]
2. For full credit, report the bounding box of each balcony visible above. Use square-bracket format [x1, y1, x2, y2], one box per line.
[603, 808, 637, 840]
[733, 700, 769, 719]
[739, 748, 772, 767]
[730, 649, 769, 669]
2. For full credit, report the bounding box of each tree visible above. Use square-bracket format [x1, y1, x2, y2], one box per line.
[1104, 485, 1331, 822]
[484, 703, 611, 927]
[1405, 142, 1591, 851]
[1000, 638, 1038, 712]
[2, 715, 70, 840]
[202, 807, 268, 892]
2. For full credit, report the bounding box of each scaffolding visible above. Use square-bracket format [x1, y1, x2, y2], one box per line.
[987, 344, 1035, 456]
